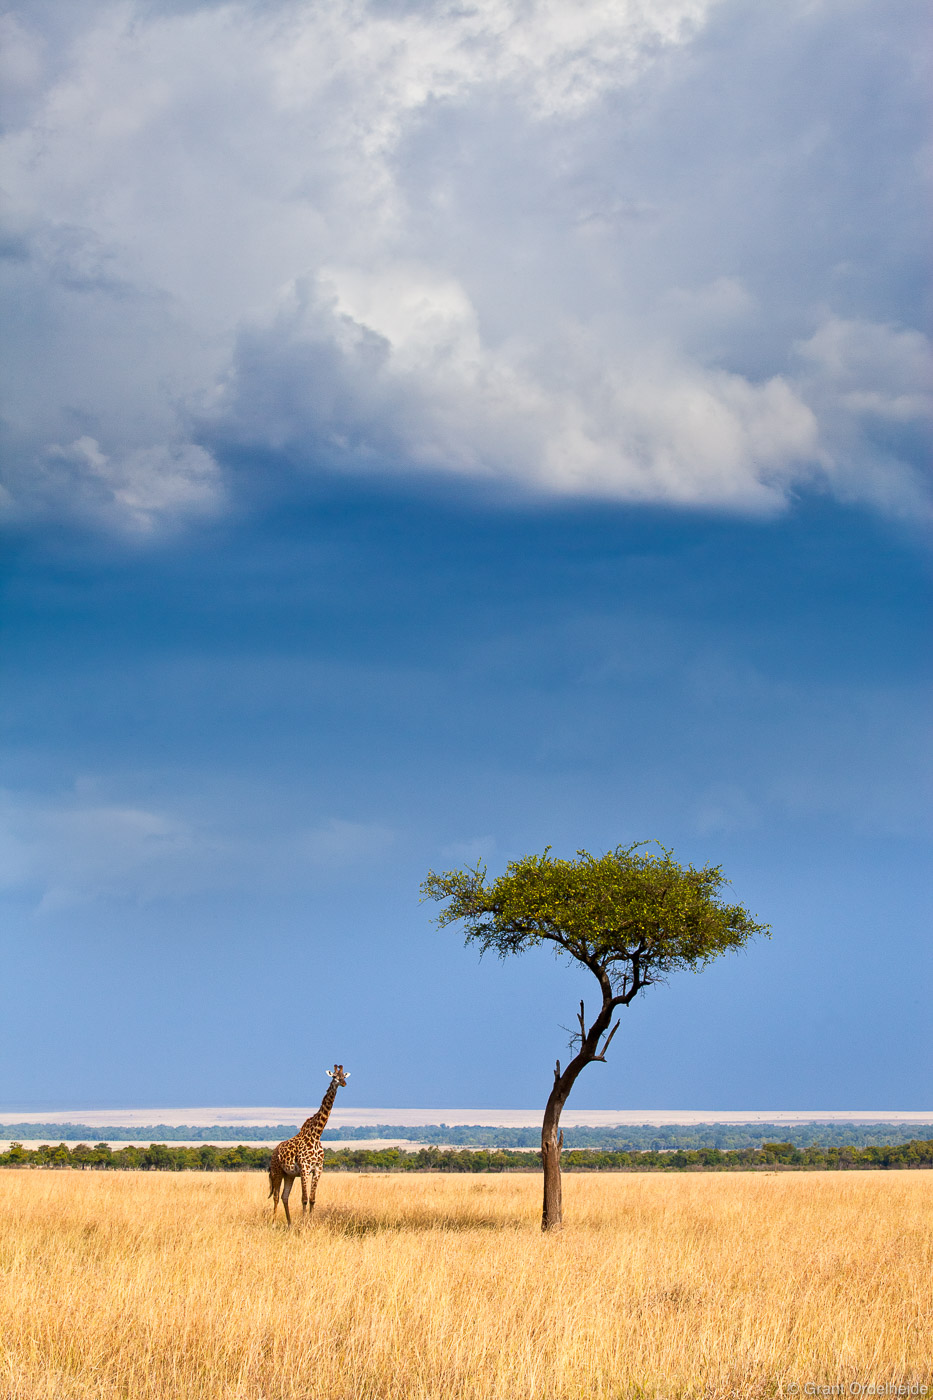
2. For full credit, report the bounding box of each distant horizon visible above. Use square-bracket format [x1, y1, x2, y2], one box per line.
[2, 1108, 931, 1129]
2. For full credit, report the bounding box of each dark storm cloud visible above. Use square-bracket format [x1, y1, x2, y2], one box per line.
[1, 0, 929, 530]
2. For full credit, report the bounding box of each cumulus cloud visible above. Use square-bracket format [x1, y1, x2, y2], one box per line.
[0, 0, 928, 527]
[793, 317, 933, 515]
[36, 436, 222, 531]
[212, 267, 819, 510]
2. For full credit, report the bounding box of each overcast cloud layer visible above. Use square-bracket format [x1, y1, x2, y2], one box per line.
[2, 0, 930, 531]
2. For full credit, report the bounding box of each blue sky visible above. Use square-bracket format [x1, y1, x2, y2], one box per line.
[1, 0, 930, 1112]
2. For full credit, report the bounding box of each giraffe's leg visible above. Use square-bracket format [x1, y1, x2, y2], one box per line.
[300, 1167, 310, 1215]
[306, 1170, 321, 1220]
[269, 1163, 283, 1220]
[280, 1175, 294, 1227]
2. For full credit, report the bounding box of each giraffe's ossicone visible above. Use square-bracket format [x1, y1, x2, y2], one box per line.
[268, 1064, 349, 1225]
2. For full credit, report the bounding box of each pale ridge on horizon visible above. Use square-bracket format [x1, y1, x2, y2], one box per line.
[2, 1108, 930, 1129]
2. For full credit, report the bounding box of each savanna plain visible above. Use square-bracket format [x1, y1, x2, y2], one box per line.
[0, 1168, 929, 1400]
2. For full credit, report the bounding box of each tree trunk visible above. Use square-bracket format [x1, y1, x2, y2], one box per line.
[541, 1072, 569, 1232]
[540, 994, 621, 1232]
[541, 1122, 564, 1231]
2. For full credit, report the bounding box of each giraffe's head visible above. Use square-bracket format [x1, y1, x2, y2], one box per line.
[326, 1065, 349, 1087]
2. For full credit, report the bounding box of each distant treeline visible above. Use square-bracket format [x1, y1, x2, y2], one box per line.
[4, 1121, 932, 1149]
[322, 1123, 933, 1151]
[2, 1140, 932, 1172]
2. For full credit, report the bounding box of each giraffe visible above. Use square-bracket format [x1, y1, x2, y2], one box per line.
[268, 1065, 349, 1225]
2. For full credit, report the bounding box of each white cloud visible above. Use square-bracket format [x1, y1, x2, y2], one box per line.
[0, 793, 206, 910]
[0, 0, 928, 527]
[793, 317, 933, 517]
[0, 788, 397, 910]
[39, 436, 222, 531]
[208, 266, 820, 510]
[796, 317, 933, 429]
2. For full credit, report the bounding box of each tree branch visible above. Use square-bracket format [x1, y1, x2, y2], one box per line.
[592, 1019, 620, 1062]
[610, 957, 652, 1008]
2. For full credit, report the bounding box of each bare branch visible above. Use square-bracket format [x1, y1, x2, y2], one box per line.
[592, 1019, 621, 1062]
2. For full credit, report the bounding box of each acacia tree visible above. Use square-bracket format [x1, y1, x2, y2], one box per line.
[422, 842, 769, 1232]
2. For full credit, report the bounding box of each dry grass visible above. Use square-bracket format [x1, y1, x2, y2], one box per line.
[0, 1168, 930, 1400]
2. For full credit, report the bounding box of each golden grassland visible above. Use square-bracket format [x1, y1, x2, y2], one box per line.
[0, 1168, 930, 1400]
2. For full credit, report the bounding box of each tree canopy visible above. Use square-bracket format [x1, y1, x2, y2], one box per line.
[423, 842, 768, 1001]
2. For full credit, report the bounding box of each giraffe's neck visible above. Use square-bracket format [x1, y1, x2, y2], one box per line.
[299, 1077, 340, 1144]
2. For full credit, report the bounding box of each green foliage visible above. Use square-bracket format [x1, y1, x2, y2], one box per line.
[422, 842, 769, 995]
[2, 1140, 932, 1173]
[0, 1142, 272, 1171]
